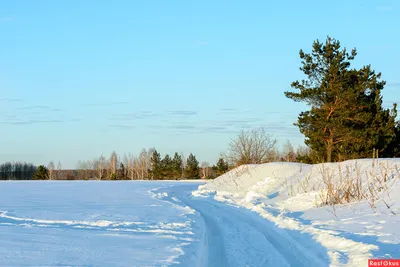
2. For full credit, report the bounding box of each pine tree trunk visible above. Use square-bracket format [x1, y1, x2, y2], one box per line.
[326, 139, 333, 162]
[327, 147, 332, 163]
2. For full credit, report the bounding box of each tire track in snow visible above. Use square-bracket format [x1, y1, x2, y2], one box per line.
[0, 210, 192, 236]
[159, 185, 330, 267]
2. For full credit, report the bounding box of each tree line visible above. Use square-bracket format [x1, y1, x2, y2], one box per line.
[0, 162, 37, 180]
[0, 136, 298, 180]
[0, 149, 232, 180]
[0, 133, 338, 181]
[76, 149, 231, 180]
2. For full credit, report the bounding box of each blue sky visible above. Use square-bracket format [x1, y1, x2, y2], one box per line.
[1, 0, 399, 168]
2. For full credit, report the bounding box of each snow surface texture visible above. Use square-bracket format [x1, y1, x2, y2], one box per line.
[0, 181, 202, 267]
[1, 160, 399, 267]
[0, 180, 333, 267]
[159, 184, 330, 267]
[194, 159, 400, 267]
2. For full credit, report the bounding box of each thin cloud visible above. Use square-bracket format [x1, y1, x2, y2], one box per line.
[87, 101, 129, 107]
[168, 124, 197, 130]
[148, 130, 162, 135]
[4, 115, 17, 119]
[143, 123, 198, 131]
[217, 108, 239, 115]
[109, 124, 136, 130]
[1, 117, 81, 125]
[212, 118, 264, 127]
[198, 126, 235, 134]
[3, 119, 64, 125]
[216, 108, 253, 115]
[204, 126, 228, 131]
[185, 126, 237, 135]
[168, 124, 237, 135]
[18, 105, 52, 110]
[146, 124, 162, 129]
[16, 105, 63, 113]
[111, 111, 159, 120]
[0, 98, 22, 102]
[166, 110, 197, 116]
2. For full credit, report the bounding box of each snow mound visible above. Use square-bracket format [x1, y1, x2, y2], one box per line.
[194, 159, 400, 267]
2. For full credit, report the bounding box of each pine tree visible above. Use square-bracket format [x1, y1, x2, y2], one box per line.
[172, 152, 183, 179]
[33, 165, 49, 180]
[184, 153, 200, 179]
[285, 36, 398, 162]
[215, 158, 229, 176]
[149, 150, 162, 179]
[388, 121, 400, 157]
[118, 162, 126, 180]
[161, 154, 173, 179]
[396, 123, 400, 156]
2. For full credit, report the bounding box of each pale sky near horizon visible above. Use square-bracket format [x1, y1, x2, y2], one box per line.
[1, 0, 399, 168]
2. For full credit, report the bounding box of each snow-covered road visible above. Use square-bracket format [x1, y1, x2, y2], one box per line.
[159, 184, 330, 267]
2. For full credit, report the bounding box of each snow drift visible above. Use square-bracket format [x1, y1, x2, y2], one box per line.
[194, 159, 400, 266]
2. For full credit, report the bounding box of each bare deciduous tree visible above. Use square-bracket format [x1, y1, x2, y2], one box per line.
[147, 148, 156, 180]
[77, 160, 91, 180]
[225, 127, 277, 166]
[109, 151, 118, 179]
[133, 157, 141, 179]
[56, 161, 62, 180]
[127, 153, 136, 180]
[122, 154, 129, 169]
[47, 161, 55, 180]
[200, 161, 210, 179]
[93, 155, 106, 180]
[139, 148, 148, 179]
[282, 140, 296, 162]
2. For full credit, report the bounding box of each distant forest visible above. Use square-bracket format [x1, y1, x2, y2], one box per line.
[0, 136, 304, 181]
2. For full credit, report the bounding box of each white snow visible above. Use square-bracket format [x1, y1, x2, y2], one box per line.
[0, 181, 203, 267]
[1, 160, 399, 266]
[195, 159, 400, 266]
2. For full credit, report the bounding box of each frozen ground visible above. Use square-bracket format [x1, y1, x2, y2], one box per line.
[1, 160, 399, 267]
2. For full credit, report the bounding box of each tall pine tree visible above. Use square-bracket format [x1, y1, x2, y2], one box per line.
[184, 153, 200, 179]
[33, 165, 49, 180]
[285, 36, 398, 162]
[172, 152, 183, 179]
[214, 158, 229, 176]
[149, 150, 162, 179]
[161, 154, 173, 179]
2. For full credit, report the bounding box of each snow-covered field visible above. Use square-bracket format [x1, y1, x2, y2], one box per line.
[0, 181, 203, 266]
[1, 160, 399, 266]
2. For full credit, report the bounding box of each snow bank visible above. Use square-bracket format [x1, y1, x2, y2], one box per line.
[194, 159, 400, 266]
